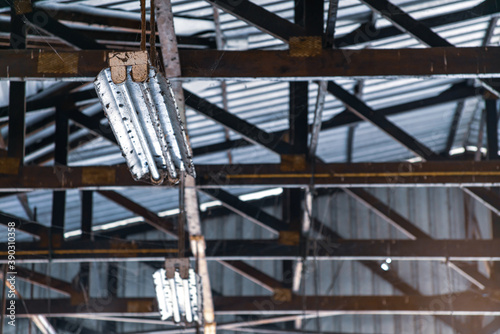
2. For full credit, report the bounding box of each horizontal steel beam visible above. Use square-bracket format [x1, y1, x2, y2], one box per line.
[14, 266, 78, 297]
[184, 89, 293, 154]
[0, 211, 49, 239]
[2, 48, 500, 80]
[96, 190, 180, 238]
[214, 294, 500, 315]
[463, 187, 500, 216]
[205, 0, 305, 42]
[9, 293, 500, 316]
[5, 239, 500, 262]
[2, 162, 500, 189]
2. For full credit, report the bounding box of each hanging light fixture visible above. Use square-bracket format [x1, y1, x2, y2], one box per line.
[153, 258, 203, 325]
[93, 0, 194, 184]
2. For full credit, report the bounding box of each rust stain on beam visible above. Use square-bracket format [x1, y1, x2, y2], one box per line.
[2, 162, 500, 189]
[2, 48, 500, 80]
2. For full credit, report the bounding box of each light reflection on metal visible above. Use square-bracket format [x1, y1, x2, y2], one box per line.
[153, 259, 202, 325]
[31, 315, 57, 334]
[94, 51, 194, 184]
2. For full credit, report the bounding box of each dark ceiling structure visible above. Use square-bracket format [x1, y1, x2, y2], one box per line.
[1, 0, 500, 333]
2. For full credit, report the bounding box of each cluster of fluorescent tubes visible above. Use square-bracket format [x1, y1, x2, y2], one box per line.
[153, 268, 202, 325]
[94, 53, 195, 184]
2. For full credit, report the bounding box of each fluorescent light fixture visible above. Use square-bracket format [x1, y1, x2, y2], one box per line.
[465, 145, 488, 154]
[94, 51, 195, 184]
[153, 264, 202, 325]
[406, 156, 423, 163]
[200, 200, 222, 212]
[385, 258, 392, 264]
[239, 188, 283, 201]
[449, 147, 466, 156]
[159, 208, 181, 217]
[31, 315, 57, 334]
[64, 229, 82, 238]
[380, 263, 390, 271]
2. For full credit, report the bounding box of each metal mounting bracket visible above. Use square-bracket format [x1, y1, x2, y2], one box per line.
[109, 51, 148, 84]
[165, 257, 190, 279]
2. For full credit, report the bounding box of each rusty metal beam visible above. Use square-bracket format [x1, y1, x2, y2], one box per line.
[327, 81, 441, 161]
[200, 188, 286, 233]
[204, 0, 305, 42]
[0, 211, 49, 239]
[344, 188, 492, 290]
[3, 162, 500, 189]
[100, 186, 284, 315]
[195, 162, 500, 188]
[26, 8, 104, 50]
[18, 81, 479, 164]
[14, 266, 78, 297]
[96, 190, 180, 238]
[184, 89, 293, 154]
[8, 293, 500, 316]
[157, 0, 186, 124]
[2, 48, 500, 80]
[344, 188, 431, 240]
[358, 0, 499, 96]
[218, 260, 285, 292]
[5, 239, 500, 262]
[463, 187, 500, 216]
[335, 0, 500, 48]
[359, 0, 452, 47]
[7, 2, 26, 163]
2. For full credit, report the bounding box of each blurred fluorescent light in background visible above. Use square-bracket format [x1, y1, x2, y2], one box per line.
[153, 265, 202, 325]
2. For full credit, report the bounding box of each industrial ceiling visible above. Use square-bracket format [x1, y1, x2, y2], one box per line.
[0, 0, 500, 333]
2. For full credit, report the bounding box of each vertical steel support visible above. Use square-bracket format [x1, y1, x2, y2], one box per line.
[486, 99, 500, 287]
[156, 0, 186, 123]
[285, 68, 308, 334]
[309, 81, 327, 158]
[324, 0, 339, 48]
[184, 176, 215, 331]
[288, 0, 324, 330]
[80, 191, 93, 295]
[486, 99, 499, 160]
[444, 101, 465, 155]
[475, 109, 487, 161]
[81, 191, 93, 241]
[51, 103, 69, 245]
[8, 1, 27, 162]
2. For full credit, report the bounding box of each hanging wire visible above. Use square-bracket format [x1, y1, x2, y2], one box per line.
[140, 0, 147, 51]
[150, 0, 157, 66]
